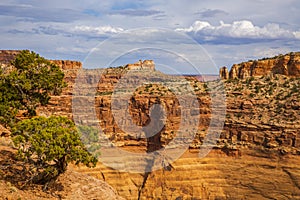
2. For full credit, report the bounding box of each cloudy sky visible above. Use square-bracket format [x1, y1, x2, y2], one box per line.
[1, 0, 300, 74]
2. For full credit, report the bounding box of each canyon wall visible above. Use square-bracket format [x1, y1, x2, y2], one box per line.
[48, 57, 300, 199]
[1, 50, 300, 199]
[220, 52, 300, 79]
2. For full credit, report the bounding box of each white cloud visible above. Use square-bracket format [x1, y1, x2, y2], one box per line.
[73, 25, 124, 35]
[293, 31, 300, 39]
[176, 20, 298, 41]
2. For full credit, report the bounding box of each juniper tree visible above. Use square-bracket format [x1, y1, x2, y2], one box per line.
[12, 116, 98, 185]
[0, 50, 65, 127]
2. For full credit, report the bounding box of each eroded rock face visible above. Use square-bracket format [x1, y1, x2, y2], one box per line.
[239, 64, 250, 79]
[50, 60, 82, 70]
[251, 59, 276, 77]
[1, 50, 300, 199]
[288, 53, 300, 76]
[0, 50, 20, 65]
[45, 61, 300, 199]
[125, 60, 155, 71]
[221, 52, 300, 79]
[78, 149, 300, 200]
[219, 66, 229, 79]
[229, 64, 239, 79]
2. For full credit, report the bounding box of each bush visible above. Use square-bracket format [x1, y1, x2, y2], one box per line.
[12, 116, 98, 185]
[0, 50, 66, 127]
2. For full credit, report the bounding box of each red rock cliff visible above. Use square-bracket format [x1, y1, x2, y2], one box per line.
[1, 50, 300, 199]
[220, 52, 300, 79]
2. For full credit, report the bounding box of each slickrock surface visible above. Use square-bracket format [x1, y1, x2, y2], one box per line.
[75, 148, 300, 200]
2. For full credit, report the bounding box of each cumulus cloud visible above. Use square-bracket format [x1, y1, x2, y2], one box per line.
[176, 20, 300, 44]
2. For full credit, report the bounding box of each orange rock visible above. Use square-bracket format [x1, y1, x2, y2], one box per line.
[222, 52, 300, 79]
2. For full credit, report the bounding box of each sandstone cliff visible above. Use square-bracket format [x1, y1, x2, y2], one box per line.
[220, 52, 300, 79]
[76, 73, 300, 200]
[1, 50, 300, 199]
[45, 58, 300, 199]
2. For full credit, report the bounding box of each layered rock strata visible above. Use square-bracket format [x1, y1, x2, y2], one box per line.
[220, 52, 300, 79]
[1, 50, 300, 199]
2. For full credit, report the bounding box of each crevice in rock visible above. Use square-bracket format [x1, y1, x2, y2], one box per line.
[137, 137, 162, 200]
[138, 103, 165, 200]
[101, 171, 105, 181]
[137, 170, 151, 200]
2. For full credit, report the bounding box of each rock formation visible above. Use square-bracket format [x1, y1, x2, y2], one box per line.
[50, 60, 82, 70]
[125, 60, 155, 71]
[220, 52, 300, 79]
[45, 56, 300, 199]
[1, 50, 300, 199]
[0, 50, 20, 65]
[219, 66, 229, 79]
[289, 53, 300, 76]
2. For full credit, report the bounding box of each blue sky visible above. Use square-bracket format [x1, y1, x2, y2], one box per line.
[1, 0, 300, 74]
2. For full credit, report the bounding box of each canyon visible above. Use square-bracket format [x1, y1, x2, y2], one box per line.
[1, 50, 300, 199]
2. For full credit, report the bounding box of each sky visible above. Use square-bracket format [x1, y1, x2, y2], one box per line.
[1, 0, 300, 74]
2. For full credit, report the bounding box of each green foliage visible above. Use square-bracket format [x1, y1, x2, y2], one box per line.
[265, 76, 271, 81]
[254, 85, 261, 94]
[268, 87, 274, 95]
[0, 50, 66, 127]
[77, 125, 101, 157]
[12, 116, 98, 184]
[235, 112, 242, 119]
[0, 71, 19, 126]
[245, 76, 254, 85]
[0, 50, 99, 187]
[249, 93, 255, 98]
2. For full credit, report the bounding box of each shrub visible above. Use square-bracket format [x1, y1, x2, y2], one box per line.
[0, 50, 66, 127]
[12, 116, 98, 185]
